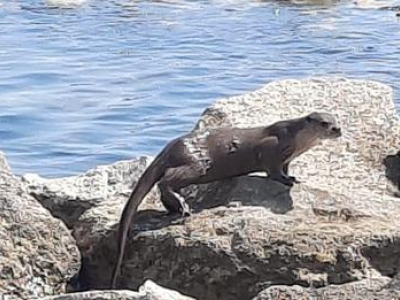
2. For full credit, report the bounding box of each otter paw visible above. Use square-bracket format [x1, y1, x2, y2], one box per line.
[180, 203, 192, 217]
[289, 176, 301, 184]
[270, 176, 294, 187]
[182, 210, 192, 218]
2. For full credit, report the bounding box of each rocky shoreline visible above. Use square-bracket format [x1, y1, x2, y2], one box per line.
[2, 77, 400, 299]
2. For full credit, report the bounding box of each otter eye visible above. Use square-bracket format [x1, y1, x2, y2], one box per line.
[321, 121, 329, 128]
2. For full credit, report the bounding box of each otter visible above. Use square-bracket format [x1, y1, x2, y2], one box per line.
[110, 112, 341, 288]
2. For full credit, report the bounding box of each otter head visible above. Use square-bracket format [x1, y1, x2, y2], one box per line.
[305, 112, 341, 139]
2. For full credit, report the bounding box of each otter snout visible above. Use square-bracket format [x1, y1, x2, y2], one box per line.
[330, 126, 341, 137]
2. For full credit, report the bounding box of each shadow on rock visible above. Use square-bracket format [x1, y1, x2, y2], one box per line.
[73, 208, 191, 291]
[361, 237, 400, 277]
[183, 175, 294, 215]
[383, 151, 400, 196]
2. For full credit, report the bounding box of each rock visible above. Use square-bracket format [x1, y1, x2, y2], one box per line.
[75, 194, 400, 298]
[42, 280, 196, 300]
[0, 150, 10, 171]
[69, 78, 400, 299]
[0, 151, 81, 299]
[21, 156, 155, 228]
[138, 280, 196, 300]
[252, 274, 400, 299]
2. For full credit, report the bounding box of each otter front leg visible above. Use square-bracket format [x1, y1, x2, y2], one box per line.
[282, 162, 300, 184]
[257, 137, 296, 187]
[268, 166, 296, 187]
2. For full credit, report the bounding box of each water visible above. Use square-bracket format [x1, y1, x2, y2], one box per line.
[1, 0, 399, 177]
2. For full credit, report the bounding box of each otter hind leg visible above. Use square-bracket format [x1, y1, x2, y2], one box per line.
[158, 183, 191, 216]
[158, 165, 203, 216]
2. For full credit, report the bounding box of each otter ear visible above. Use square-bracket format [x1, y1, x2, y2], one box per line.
[306, 112, 316, 123]
[306, 112, 318, 123]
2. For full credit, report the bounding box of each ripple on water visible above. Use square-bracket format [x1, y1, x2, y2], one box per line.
[0, 0, 400, 177]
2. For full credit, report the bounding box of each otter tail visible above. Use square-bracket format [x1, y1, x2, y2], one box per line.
[110, 151, 168, 288]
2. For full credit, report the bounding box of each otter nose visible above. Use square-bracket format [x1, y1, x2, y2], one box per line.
[332, 126, 341, 135]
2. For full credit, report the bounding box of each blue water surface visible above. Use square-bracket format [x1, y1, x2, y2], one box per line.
[1, 0, 400, 177]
